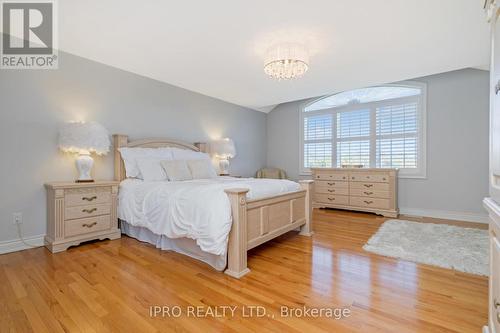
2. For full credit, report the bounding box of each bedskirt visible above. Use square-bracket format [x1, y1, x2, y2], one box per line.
[120, 221, 227, 271]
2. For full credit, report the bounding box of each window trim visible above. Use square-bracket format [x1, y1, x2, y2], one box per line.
[299, 81, 427, 179]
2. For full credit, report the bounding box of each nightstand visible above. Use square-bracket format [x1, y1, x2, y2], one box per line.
[44, 181, 121, 253]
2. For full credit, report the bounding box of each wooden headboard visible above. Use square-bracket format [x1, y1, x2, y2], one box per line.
[113, 134, 208, 181]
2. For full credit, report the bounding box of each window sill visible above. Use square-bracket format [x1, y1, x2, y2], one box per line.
[300, 171, 427, 180]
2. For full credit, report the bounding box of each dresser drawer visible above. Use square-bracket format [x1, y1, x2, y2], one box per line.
[350, 189, 390, 199]
[313, 172, 348, 181]
[350, 196, 390, 209]
[315, 187, 349, 195]
[350, 182, 390, 191]
[315, 181, 349, 195]
[65, 190, 111, 207]
[65, 215, 111, 238]
[65, 204, 111, 220]
[315, 180, 348, 188]
[314, 194, 349, 205]
[350, 173, 389, 183]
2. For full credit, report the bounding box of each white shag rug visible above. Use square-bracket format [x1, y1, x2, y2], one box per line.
[363, 219, 489, 276]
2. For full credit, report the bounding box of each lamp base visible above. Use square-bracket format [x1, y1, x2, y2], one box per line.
[75, 152, 94, 183]
[219, 158, 230, 175]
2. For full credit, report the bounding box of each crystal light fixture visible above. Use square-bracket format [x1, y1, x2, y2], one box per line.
[264, 43, 309, 80]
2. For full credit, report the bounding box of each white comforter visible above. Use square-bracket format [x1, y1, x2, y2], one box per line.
[118, 177, 300, 256]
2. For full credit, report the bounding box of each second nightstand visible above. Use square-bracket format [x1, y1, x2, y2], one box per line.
[45, 181, 121, 253]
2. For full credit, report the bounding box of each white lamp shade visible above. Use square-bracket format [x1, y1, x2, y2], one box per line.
[211, 138, 236, 159]
[58, 121, 110, 155]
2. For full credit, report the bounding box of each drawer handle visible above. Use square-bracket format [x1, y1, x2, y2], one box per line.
[342, 176, 346, 179]
[383, 178, 386, 181]
[366, 176, 370, 179]
[328, 197, 335, 201]
[351, 177, 355, 180]
[316, 176, 320, 179]
[328, 189, 335, 193]
[495, 299, 500, 309]
[327, 182, 334, 185]
[363, 184, 373, 188]
[82, 196, 97, 202]
[82, 222, 97, 228]
[364, 200, 373, 204]
[363, 191, 373, 195]
[82, 208, 97, 214]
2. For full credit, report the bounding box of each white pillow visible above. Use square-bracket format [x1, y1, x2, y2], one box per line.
[171, 148, 210, 161]
[119, 147, 173, 178]
[187, 159, 217, 179]
[161, 160, 193, 181]
[136, 159, 167, 182]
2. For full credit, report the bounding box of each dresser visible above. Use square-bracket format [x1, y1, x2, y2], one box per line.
[484, 2, 500, 332]
[311, 168, 398, 218]
[44, 181, 121, 253]
[483, 0, 500, 333]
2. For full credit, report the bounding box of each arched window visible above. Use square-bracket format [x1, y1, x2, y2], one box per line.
[300, 82, 426, 178]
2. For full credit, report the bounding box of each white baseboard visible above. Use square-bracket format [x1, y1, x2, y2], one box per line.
[400, 207, 489, 224]
[0, 234, 45, 254]
[0, 208, 489, 254]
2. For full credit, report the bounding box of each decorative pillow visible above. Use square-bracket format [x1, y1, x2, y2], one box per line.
[136, 159, 167, 182]
[161, 160, 193, 181]
[170, 148, 211, 161]
[187, 159, 217, 179]
[118, 147, 173, 178]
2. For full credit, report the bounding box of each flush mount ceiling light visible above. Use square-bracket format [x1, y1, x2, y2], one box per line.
[264, 43, 309, 80]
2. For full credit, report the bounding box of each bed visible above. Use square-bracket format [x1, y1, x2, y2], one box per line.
[113, 134, 313, 278]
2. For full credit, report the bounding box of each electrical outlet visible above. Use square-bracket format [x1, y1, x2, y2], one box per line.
[13, 212, 22, 225]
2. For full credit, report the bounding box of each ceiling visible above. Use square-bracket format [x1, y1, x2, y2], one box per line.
[54, 1, 490, 111]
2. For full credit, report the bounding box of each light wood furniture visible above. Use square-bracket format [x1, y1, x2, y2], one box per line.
[311, 168, 398, 218]
[1, 210, 488, 333]
[44, 181, 121, 253]
[485, 3, 500, 332]
[113, 134, 313, 279]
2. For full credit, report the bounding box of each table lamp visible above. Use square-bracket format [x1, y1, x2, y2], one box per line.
[58, 121, 110, 182]
[211, 138, 236, 176]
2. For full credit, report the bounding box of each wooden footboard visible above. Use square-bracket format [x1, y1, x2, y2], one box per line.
[224, 180, 314, 278]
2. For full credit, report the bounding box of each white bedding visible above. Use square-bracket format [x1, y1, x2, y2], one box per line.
[118, 177, 300, 257]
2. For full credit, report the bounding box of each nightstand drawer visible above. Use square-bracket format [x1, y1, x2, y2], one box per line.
[65, 215, 111, 237]
[65, 190, 111, 207]
[65, 204, 111, 220]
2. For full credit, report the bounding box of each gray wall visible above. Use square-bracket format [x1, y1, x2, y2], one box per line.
[0, 51, 267, 243]
[267, 69, 489, 219]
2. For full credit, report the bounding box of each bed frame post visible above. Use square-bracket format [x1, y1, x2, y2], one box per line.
[224, 188, 250, 279]
[194, 142, 208, 153]
[299, 180, 314, 236]
[113, 134, 128, 181]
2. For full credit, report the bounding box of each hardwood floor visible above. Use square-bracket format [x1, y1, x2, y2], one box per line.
[0, 210, 488, 333]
